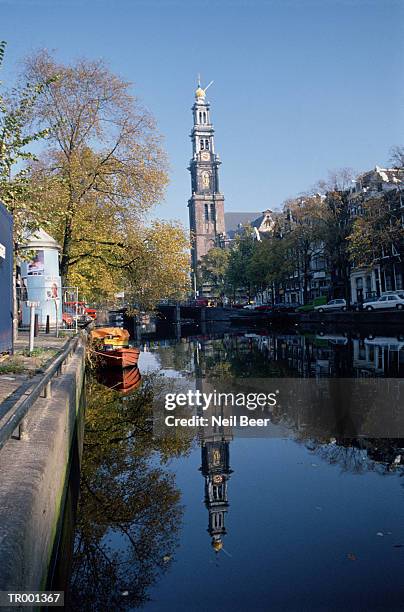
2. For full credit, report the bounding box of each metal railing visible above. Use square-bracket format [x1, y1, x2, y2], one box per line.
[0, 334, 81, 452]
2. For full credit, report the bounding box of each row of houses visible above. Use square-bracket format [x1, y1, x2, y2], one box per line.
[225, 165, 403, 306]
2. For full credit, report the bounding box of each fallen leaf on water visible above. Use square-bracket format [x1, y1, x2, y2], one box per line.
[376, 532, 384, 537]
[347, 553, 357, 561]
[163, 555, 172, 563]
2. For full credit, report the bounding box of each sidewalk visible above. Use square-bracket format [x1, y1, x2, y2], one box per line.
[0, 331, 70, 409]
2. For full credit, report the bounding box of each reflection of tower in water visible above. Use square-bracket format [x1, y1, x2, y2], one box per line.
[198, 389, 233, 554]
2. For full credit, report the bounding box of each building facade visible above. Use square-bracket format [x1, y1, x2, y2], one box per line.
[188, 82, 225, 288]
[347, 166, 403, 304]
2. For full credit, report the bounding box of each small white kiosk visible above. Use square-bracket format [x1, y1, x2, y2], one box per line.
[19, 229, 62, 327]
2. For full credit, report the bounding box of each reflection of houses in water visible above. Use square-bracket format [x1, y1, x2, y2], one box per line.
[258, 333, 352, 377]
[353, 337, 404, 377]
[198, 382, 233, 553]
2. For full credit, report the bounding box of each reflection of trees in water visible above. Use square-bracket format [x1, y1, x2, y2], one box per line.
[68, 375, 193, 611]
[302, 438, 404, 476]
[155, 343, 194, 374]
[202, 338, 291, 378]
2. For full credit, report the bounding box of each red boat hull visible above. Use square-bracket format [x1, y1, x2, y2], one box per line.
[97, 347, 140, 368]
[97, 366, 141, 393]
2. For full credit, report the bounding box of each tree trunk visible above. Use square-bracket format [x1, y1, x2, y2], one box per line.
[303, 254, 309, 304]
[60, 216, 73, 284]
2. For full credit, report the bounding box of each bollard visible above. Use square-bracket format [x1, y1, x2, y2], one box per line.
[45, 315, 50, 334]
[29, 304, 35, 355]
[34, 313, 39, 337]
[41, 380, 52, 398]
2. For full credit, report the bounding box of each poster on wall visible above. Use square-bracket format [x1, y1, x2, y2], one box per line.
[27, 250, 45, 276]
[45, 282, 59, 300]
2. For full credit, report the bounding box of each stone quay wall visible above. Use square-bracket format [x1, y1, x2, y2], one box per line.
[0, 338, 86, 593]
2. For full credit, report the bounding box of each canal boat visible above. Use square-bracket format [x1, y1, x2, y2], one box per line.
[95, 346, 140, 368]
[96, 365, 141, 394]
[89, 327, 140, 368]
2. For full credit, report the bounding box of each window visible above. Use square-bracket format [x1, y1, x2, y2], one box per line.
[210, 203, 215, 221]
[200, 140, 204, 150]
[199, 112, 202, 123]
[203, 112, 207, 123]
[205, 139, 209, 150]
[205, 203, 209, 221]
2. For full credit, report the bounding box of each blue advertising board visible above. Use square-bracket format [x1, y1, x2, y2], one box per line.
[0, 202, 13, 353]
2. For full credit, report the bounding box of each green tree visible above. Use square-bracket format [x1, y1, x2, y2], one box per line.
[347, 191, 404, 269]
[285, 195, 325, 304]
[199, 247, 229, 298]
[225, 228, 256, 301]
[0, 42, 51, 238]
[247, 232, 294, 302]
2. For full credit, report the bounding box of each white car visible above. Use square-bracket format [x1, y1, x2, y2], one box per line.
[314, 299, 347, 313]
[364, 294, 404, 311]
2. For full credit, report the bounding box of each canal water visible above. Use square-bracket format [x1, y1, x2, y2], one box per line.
[64, 326, 404, 611]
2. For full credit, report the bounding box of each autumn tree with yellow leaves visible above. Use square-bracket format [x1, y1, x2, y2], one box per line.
[24, 50, 189, 303]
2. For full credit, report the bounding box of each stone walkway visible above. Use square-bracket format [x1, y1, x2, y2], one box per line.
[0, 331, 70, 409]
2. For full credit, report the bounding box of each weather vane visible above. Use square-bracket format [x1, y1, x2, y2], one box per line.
[196, 75, 214, 97]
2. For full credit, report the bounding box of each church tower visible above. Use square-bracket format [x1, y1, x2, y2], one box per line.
[188, 80, 225, 290]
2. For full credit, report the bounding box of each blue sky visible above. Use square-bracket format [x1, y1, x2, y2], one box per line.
[1, 0, 403, 226]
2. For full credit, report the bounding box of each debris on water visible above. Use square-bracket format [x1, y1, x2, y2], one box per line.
[315, 506, 323, 511]
[121, 591, 129, 597]
[347, 552, 357, 561]
[311, 463, 319, 467]
[163, 555, 172, 563]
[376, 532, 384, 537]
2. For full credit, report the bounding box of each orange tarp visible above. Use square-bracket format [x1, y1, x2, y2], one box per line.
[90, 327, 130, 342]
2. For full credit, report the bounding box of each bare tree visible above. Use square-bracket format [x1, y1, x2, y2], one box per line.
[389, 145, 404, 168]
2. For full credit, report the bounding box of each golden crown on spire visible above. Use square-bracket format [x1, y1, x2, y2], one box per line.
[195, 77, 214, 101]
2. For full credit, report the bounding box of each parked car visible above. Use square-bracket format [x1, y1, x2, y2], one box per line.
[352, 296, 377, 311]
[62, 312, 74, 327]
[243, 304, 257, 310]
[381, 291, 404, 300]
[297, 296, 327, 312]
[85, 307, 97, 320]
[254, 304, 273, 312]
[314, 298, 347, 313]
[363, 294, 404, 311]
[272, 302, 300, 313]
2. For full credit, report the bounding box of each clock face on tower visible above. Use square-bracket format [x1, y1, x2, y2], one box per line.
[201, 151, 210, 161]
